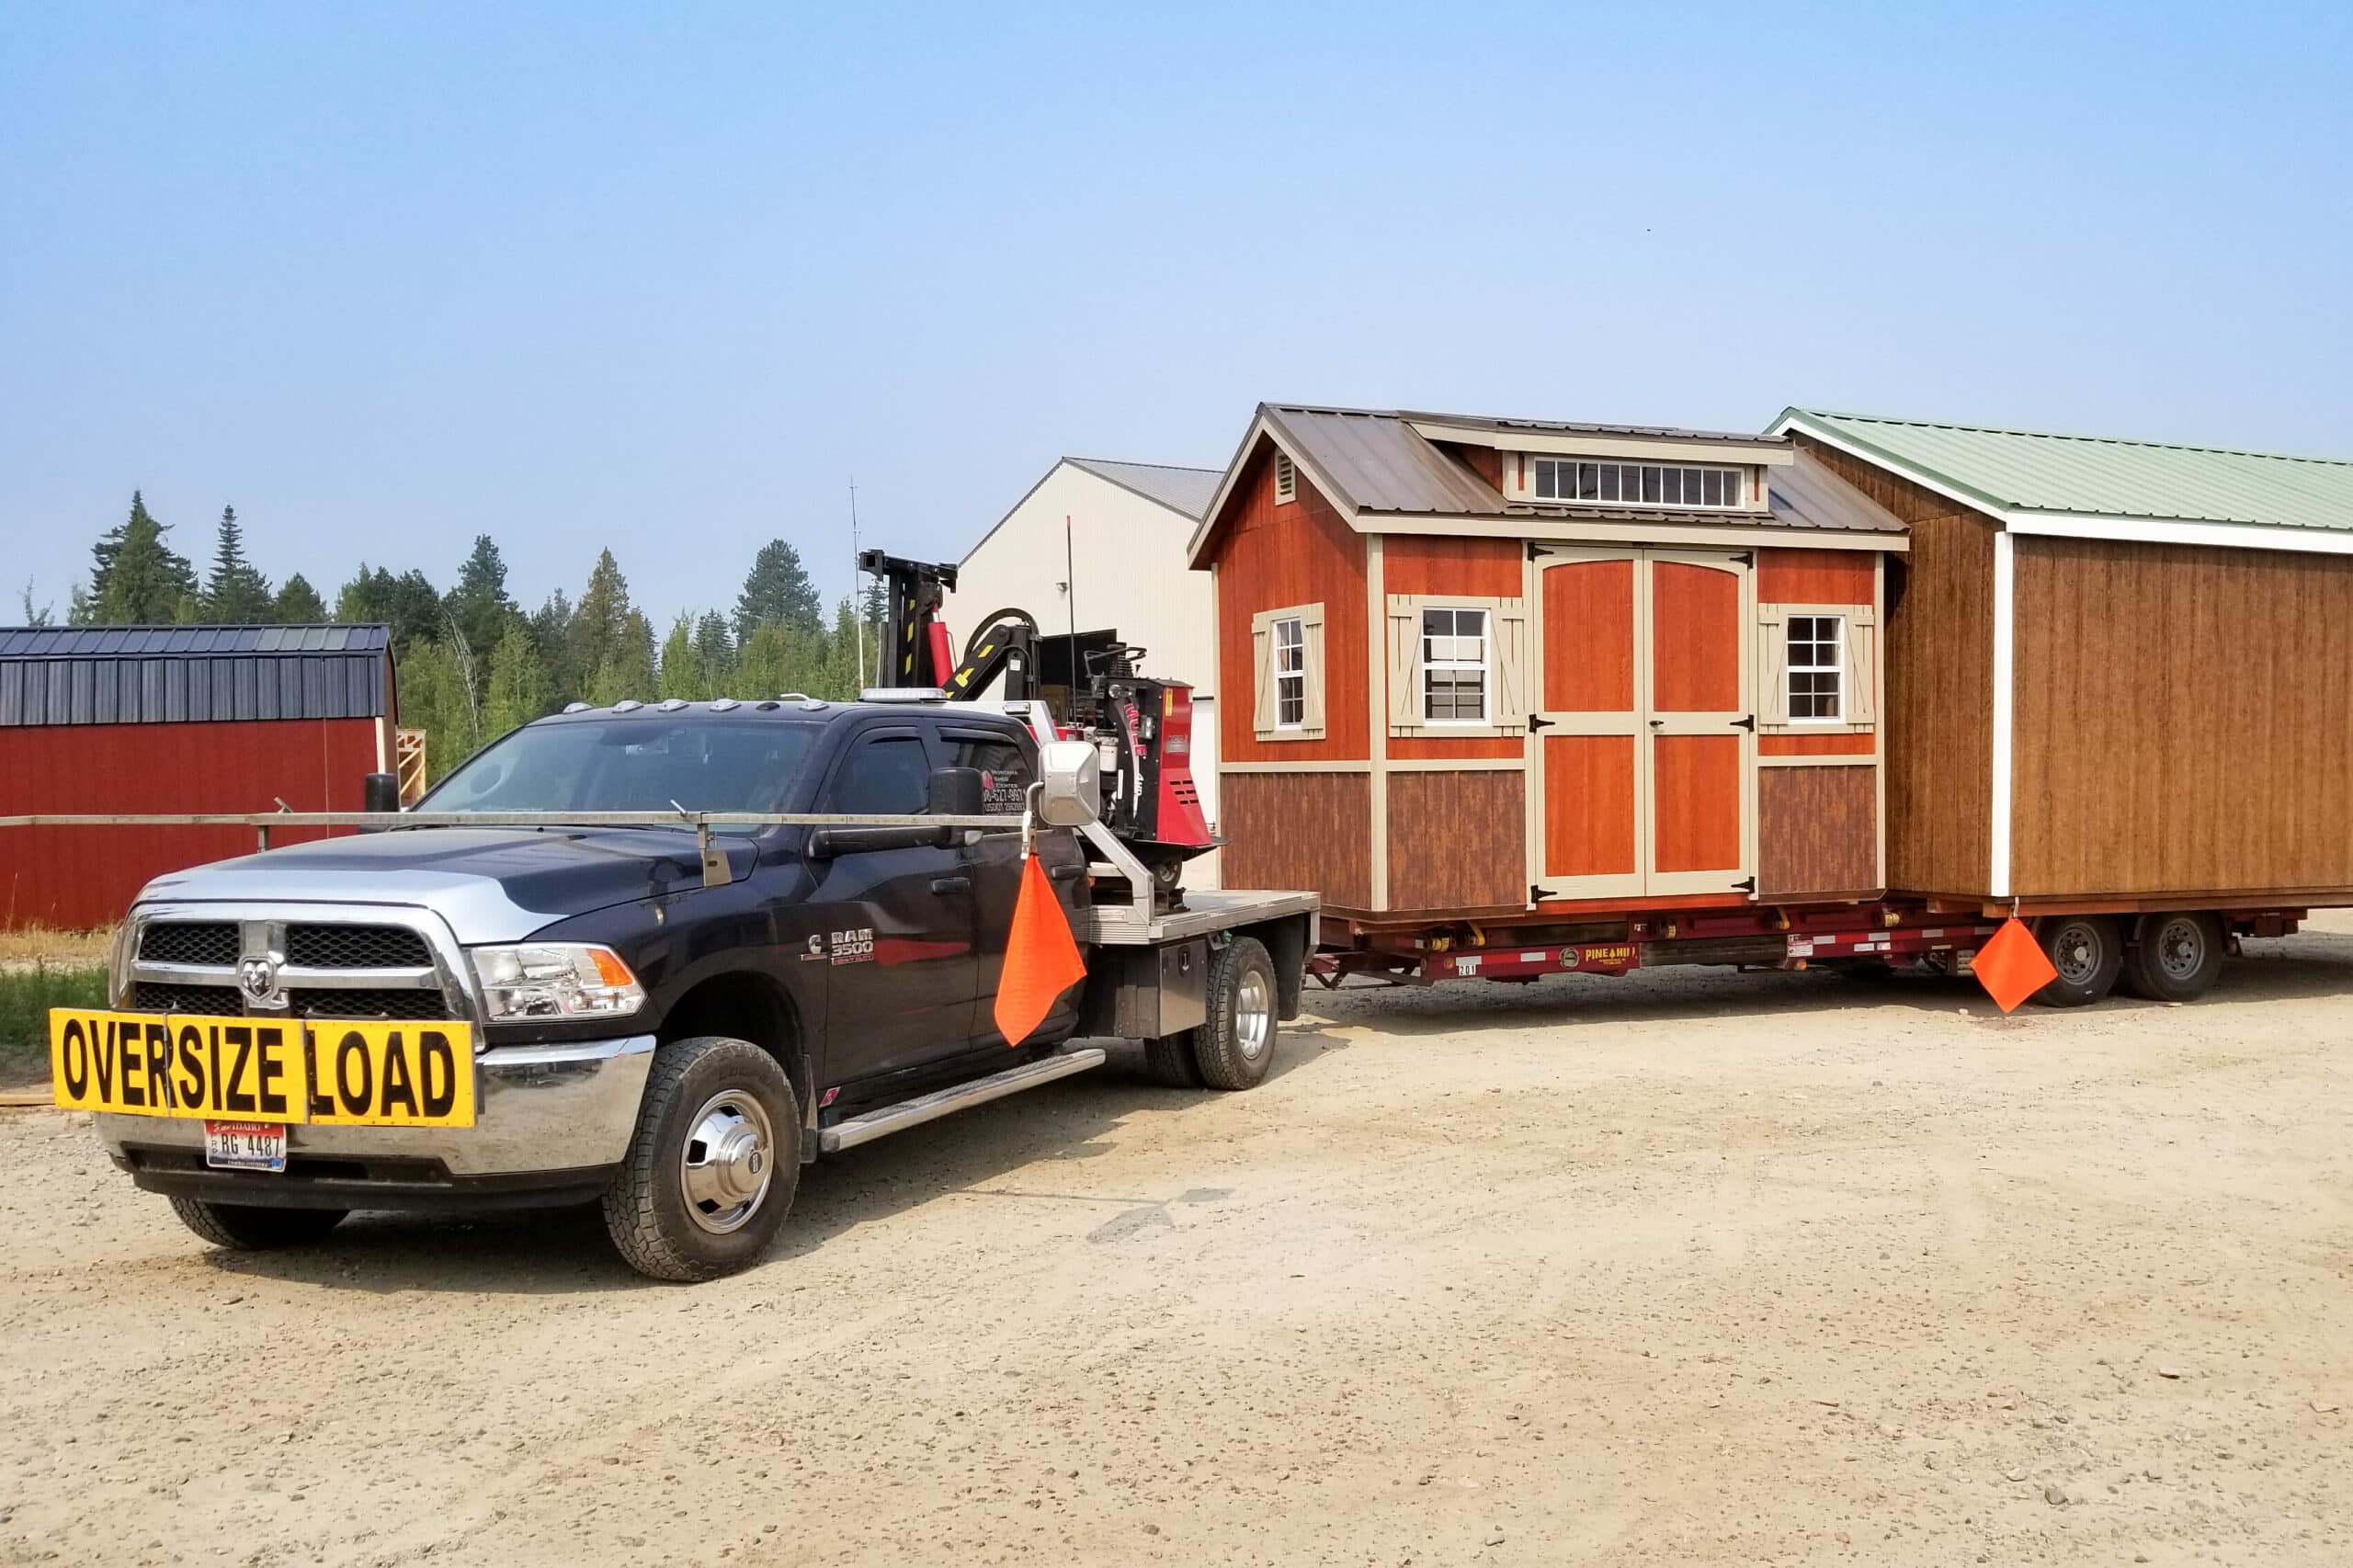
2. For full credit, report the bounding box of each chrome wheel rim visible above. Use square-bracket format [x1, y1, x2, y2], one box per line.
[1234, 967, 1272, 1061]
[2052, 921, 2104, 986]
[2154, 916, 2206, 982]
[679, 1090, 775, 1235]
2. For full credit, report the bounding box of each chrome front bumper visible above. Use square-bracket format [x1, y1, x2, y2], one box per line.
[96, 1034, 657, 1177]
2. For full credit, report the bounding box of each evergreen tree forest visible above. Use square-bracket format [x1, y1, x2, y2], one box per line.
[42, 494, 877, 783]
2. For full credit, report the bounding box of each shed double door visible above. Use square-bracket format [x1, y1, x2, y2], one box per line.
[1528, 546, 1754, 901]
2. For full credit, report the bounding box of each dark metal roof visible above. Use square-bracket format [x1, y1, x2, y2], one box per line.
[0, 623, 393, 727]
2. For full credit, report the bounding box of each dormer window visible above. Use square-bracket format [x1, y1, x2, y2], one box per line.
[1533, 458, 1745, 510]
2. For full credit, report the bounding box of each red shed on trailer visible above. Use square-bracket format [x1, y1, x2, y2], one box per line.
[0, 624, 396, 931]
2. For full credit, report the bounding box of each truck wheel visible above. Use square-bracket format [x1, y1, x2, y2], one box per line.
[2121, 911, 2223, 1002]
[1188, 936, 1279, 1091]
[603, 1037, 800, 1283]
[168, 1197, 347, 1249]
[2031, 915, 2123, 1007]
[1141, 1030, 1205, 1088]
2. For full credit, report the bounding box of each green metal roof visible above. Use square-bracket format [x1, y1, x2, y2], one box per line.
[1770, 409, 2353, 534]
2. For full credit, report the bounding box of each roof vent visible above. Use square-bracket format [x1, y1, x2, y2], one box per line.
[611, 699, 643, 713]
[1274, 452, 1297, 505]
[562, 702, 591, 714]
[710, 698, 740, 711]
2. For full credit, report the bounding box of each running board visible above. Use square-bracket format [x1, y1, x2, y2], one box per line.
[817, 1048, 1108, 1153]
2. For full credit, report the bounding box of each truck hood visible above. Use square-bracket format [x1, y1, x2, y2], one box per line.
[137, 826, 758, 945]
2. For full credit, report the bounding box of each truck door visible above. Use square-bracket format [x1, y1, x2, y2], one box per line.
[947, 724, 1086, 1047]
[807, 726, 980, 1085]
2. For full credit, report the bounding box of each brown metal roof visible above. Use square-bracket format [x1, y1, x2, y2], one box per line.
[1263, 405, 1505, 517]
[1399, 409, 1780, 445]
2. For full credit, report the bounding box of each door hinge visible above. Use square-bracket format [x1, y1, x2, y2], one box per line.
[1732, 714, 1756, 730]
[1530, 884, 1558, 903]
[1732, 877, 1756, 894]
[1527, 542, 1550, 561]
[1528, 714, 1554, 732]
[1731, 551, 1753, 566]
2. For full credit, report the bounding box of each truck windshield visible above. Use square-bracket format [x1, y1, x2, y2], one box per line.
[419, 719, 820, 827]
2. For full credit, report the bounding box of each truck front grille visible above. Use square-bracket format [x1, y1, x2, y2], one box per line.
[285, 925, 433, 969]
[286, 987, 450, 1022]
[123, 909, 467, 1024]
[129, 982, 244, 1015]
[138, 923, 240, 966]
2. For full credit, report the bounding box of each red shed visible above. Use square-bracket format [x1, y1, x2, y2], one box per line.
[0, 624, 397, 931]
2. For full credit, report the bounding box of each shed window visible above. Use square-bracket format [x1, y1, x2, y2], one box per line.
[1420, 607, 1488, 723]
[1533, 458, 1745, 511]
[1787, 615, 1844, 721]
[1273, 616, 1305, 727]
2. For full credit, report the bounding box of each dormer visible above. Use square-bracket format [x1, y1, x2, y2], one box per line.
[1400, 414, 1791, 517]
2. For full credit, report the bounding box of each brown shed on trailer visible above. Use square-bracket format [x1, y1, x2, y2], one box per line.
[1188, 405, 1906, 927]
[1773, 409, 2353, 918]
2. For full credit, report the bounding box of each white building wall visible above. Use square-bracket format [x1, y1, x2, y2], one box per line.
[949, 460, 1222, 885]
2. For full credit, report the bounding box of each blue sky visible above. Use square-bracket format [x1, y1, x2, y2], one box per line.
[4, 1, 2347, 627]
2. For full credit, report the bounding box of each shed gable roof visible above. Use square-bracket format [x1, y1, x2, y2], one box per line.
[0, 623, 394, 727]
[1774, 409, 2353, 538]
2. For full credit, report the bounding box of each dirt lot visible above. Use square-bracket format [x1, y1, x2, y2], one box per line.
[3, 919, 2349, 1568]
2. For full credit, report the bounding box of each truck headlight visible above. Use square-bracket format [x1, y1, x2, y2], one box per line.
[471, 943, 645, 1020]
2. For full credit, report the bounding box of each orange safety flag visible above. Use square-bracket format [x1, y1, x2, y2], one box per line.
[993, 853, 1087, 1046]
[1972, 916, 2058, 1014]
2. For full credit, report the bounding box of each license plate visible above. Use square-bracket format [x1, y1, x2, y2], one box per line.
[205, 1119, 287, 1173]
[47, 1010, 476, 1128]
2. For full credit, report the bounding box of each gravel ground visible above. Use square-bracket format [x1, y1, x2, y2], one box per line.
[2, 915, 2348, 1567]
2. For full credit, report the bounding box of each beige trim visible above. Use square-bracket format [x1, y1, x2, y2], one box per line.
[1757, 753, 1877, 767]
[1757, 601, 1878, 736]
[1385, 592, 1528, 741]
[1873, 554, 1887, 890]
[1404, 420, 1793, 467]
[1385, 756, 1523, 772]
[1249, 601, 1326, 742]
[1220, 761, 1371, 775]
[1366, 535, 1389, 911]
[1372, 515, 1905, 552]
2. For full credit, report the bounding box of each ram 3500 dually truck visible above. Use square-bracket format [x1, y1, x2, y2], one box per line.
[48, 694, 1314, 1280]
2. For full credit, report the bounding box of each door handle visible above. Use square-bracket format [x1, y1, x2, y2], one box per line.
[1648, 719, 1665, 728]
[928, 875, 972, 894]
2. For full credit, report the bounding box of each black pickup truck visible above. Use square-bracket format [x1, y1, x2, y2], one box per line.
[54, 695, 1315, 1279]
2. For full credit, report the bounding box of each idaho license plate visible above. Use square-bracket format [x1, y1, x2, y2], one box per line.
[205, 1119, 288, 1173]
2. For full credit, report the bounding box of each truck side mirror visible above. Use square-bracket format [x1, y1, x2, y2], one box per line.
[1036, 740, 1100, 827]
[362, 771, 402, 816]
[926, 766, 983, 818]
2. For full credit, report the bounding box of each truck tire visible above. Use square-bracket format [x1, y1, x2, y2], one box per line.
[168, 1197, 347, 1250]
[602, 1037, 800, 1283]
[1188, 936, 1279, 1091]
[2121, 911, 2224, 1002]
[1141, 1030, 1205, 1088]
[2031, 915, 2123, 1007]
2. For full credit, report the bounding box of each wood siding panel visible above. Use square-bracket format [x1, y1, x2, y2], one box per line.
[1216, 770, 1371, 908]
[1214, 443, 1369, 764]
[2009, 536, 2353, 897]
[1542, 735, 1638, 879]
[1761, 733, 1877, 756]
[1758, 765, 1880, 897]
[1758, 548, 1875, 606]
[1542, 557, 1636, 712]
[1385, 770, 1526, 911]
[1384, 535, 1527, 760]
[1650, 562, 1740, 711]
[1652, 735, 1742, 874]
[1799, 440, 1998, 897]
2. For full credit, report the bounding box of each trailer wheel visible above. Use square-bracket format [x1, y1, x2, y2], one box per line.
[2121, 911, 2223, 1002]
[602, 1037, 800, 1283]
[1188, 936, 1279, 1091]
[2031, 915, 2123, 1007]
[168, 1198, 347, 1250]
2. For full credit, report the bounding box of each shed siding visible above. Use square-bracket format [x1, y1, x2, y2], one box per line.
[0, 717, 380, 931]
[1802, 439, 1998, 895]
[2009, 536, 2353, 897]
[1386, 770, 1526, 912]
[1217, 771, 1372, 909]
[1758, 766, 1879, 897]
[1215, 445, 1370, 765]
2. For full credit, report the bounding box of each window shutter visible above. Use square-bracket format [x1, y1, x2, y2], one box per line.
[1757, 608, 1790, 726]
[1300, 604, 1327, 738]
[1251, 619, 1276, 736]
[1845, 613, 1876, 726]
[1490, 600, 1529, 729]
[1386, 597, 1421, 732]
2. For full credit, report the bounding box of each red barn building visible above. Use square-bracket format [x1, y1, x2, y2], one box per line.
[0, 624, 397, 932]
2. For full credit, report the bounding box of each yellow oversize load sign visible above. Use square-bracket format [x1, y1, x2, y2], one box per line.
[48, 1010, 476, 1127]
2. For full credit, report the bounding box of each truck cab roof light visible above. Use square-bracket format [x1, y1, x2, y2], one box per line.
[858, 687, 949, 703]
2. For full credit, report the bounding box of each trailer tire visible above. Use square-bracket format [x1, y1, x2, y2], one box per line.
[2121, 911, 2224, 1002]
[602, 1037, 800, 1283]
[1141, 1030, 1205, 1088]
[168, 1198, 347, 1250]
[2031, 915, 2123, 1007]
[1188, 936, 1279, 1091]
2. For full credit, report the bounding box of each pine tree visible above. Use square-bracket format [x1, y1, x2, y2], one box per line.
[443, 535, 517, 665]
[83, 492, 199, 624]
[18, 581, 54, 627]
[529, 589, 577, 705]
[200, 506, 275, 622]
[273, 574, 327, 622]
[816, 597, 865, 699]
[484, 619, 550, 738]
[732, 621, 797, 702]
[395, 637, 479, 782]
[587, 608, 657, 706]
[658, 613, 705, 700]
[570, 551, 638, 698]
[733, 540, 822, 642]
[692, 610, 734, 694]
[336, 564, 443, 648]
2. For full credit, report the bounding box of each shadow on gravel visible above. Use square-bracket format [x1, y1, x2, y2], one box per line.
[194, 1027, 1349, 1292]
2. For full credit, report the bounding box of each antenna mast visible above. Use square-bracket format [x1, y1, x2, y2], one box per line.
[849, 479, 863, 687]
